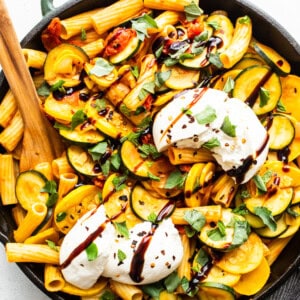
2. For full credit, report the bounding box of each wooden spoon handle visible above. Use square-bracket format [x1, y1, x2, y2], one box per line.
[0, 0, 64, 170]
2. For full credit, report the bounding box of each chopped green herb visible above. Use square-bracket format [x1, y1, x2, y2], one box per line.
[194, 30, 209, 42]
[233, 203, 249, 216]
[231, 220, 250, 246]
[131, 65, 139, 79]
[253, 173, 269, 193]
[276, 99, 286, 112]
[100, 290, 116, 300]
[209, 53, 223, 68]
[54, 122, 70, 131]
[223, 76, 235, 93]
[37, 81, 51, 97]
[56, 212, 67, 222]
[41, 180, 58, 208]
[138, 81, 156, 100]
[141, 282, 164, 299]
[117, 249, 127, 263]
[46, 240, 58, 251]
[51, 80, 65, 92]
[131, 14, 158, 41]
[164, 272, 181, 293]
[112, 175, 127, 191]
[221, 116, 237, 137]
[147, 212, 158, 223]
[155, 70, 171, 87]
[110, 152, 121, 170]
[95, 98, 107, 111]
[86, 242, 98, 261]
[81, 28, 87, 41]
[71, 109, 87, 130]
[207, 20, 221, 31]
[202, 137, 220, 149]
[184, 209, 206, 232]
[239, 15, 251, 24]
[287, 207, 300, 218]
[194, 105, 217, 124]
[138, 144, 161, 159]
[101, 159, 111, 176]
[259, 87, 270, 107]
[89, 58, 114, 77]
[165, 169, 187, 189]
[114, 221, 130, 239]
[181, 107, 193, 115]
[184, 1, 203, 22]
[148, 172, 160, 181]
[88, 141, 108, 161]
[254, 206, 277, 231]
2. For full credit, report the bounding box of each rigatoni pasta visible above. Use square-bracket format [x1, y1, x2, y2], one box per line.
[1, 1, 300, 299]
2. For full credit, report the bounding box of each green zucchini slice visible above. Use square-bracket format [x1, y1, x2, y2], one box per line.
[267, 114, 295, 150]
[44, 43, 89, 87]
[252, 41, 291, 76]
[198, 282, 236, 300]
[109, 35, 141, 64]
[59, 125, 105, 146]
[244, 187, 293, 217]
[130, 184, 175, 221]
[255, 214, 288, 238]
[66, 145, 102, 177]
[232, 65, 281, 115]
[198, 208, 249, 251]
[16, 170, 49, 211]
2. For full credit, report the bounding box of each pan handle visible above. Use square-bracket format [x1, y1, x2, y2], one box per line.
[41, 0, 67, 16]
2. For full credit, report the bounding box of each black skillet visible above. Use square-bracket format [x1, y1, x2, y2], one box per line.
[0, 0, 299, 299]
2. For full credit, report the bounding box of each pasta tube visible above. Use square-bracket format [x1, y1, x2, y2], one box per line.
[110, 280, 143, 300]
[44, 264, 65, 292]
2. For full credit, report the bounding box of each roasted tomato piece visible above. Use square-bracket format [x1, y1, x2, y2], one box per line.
[41, 17, 63, 51]
[104, 27, 137, 57]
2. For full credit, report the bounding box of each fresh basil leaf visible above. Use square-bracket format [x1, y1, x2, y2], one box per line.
[37, 81, 51, 97]
[89, 58, 114, 77]
[164, 57, 179, 67]
[51, 80, 65, 92]
[54, 122, 70, 131]
[101, 159, 110, 176]
[81, 28, 87, 41]
[56, 212, 67, 222]
[207, 227, 224, 241]
[217, 220, 226, 236]
[138, 81, 155, 100]
[164, 272, 181, 293]
[131, 14, 158, 41]
[46, 240, 59, 251]
[253, 174, 267, 193]
[286, 207, 300, 218]
[254, 206, 277, 231]
[138, 144, 161, 159]
[47, 193, 59, 208]
[276, 99, 286, 112]
[221, 116, 236, 137]
[240, 189, 251, 199]
[155, 70, 171, 87]
[41, 180, 57, 194]
[194, 248, 210, 268]
[95, 98, 107, 111]
[165, 169, 187, 189]
[112, 175, 127, 191]
[190, 43, 204, 55]
[184, 1, 203, 22]
[259, 87, 270, 107]
[71, 109, 87, 130]
[239, 15, 251, 24]
[233, 203, 249, 216]
[117, 249, 127, 263]
[142, 282, 164, 300]
[131, 65, 139, 79]
[209, 52, 223, 68]
[110, 152, 121, 170]
[148, 172, 160, 181]
[148, 212, 158, 223]
[231, 220, 250, 246]
[194, 105, 217, 124]
[114, 221, 130, 239]
[207, 20, 221, 31]
[202, 137, 220, 149]
[194, 30, 209, 42]
[223, 76, 235, 93]
[88, 141, 108, 161]
[100, 290, 116, 300]
[181, 276, 198, 297]
[184, 209, 206, 232]
[86, 242, 98, 261]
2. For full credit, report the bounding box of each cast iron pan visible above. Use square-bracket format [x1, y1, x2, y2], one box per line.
[0, 0, 299, 299]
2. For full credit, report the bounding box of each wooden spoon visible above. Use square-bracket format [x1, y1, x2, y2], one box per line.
[0, 0, 64, 171]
